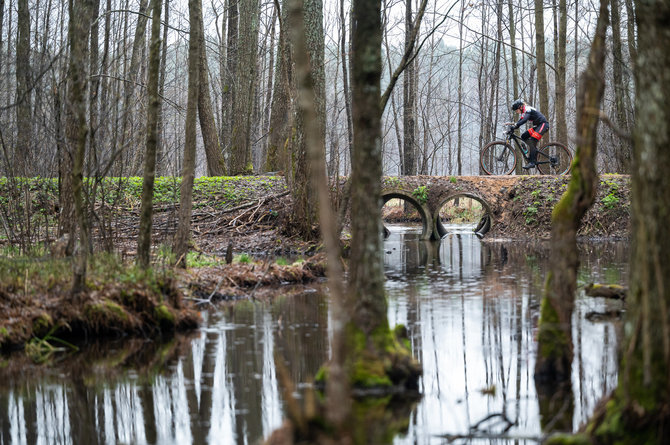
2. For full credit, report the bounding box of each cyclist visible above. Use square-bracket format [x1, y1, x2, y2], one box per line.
[509, 99, 549, 169]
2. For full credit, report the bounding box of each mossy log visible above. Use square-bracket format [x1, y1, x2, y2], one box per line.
[584, 283, 626, 300]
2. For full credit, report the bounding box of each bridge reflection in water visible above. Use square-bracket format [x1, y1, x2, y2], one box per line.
[0, 226, 627, 444]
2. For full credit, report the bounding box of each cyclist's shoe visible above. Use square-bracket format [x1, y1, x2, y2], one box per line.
[522, 162, 537, 169]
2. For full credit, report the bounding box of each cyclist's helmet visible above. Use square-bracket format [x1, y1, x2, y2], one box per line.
[511, 99, 524, 111]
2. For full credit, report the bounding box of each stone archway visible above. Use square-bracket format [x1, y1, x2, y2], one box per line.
[381, 189, 433, 240]
[433, 192, 493, 238]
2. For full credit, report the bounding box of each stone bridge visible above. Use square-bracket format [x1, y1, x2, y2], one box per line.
[380, 175, 522, 240]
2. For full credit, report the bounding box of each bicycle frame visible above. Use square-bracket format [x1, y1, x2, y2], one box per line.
[504, 125, 553, 166]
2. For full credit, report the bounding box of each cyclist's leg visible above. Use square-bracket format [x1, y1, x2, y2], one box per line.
[523, 124, 549, 168]
[521, 131, 537, 168]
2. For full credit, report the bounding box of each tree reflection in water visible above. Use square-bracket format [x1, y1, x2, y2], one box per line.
[0, 225, 627, 444]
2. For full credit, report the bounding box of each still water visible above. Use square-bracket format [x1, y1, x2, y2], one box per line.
[0, 224, 628, 444]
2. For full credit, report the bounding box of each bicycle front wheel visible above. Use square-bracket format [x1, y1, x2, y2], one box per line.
[480, 142, 517, 175]
[537, 143, 573, 175]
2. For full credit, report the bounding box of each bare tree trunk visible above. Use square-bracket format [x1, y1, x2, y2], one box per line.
[624, 0, 636, 63]
[287, 0, 348, 426]
[222, 0, 238, 156]
[507, 0, 518, 101]
[535, 0, 608, 390]
[610, 0, 631, 173]
[457, 2, 463, 175]
[88, 0, 101, 173]
[155, 0, 169, 176]
[16, 0, 31, 176]
[66, 0, 94, 294]
[117, 0, 149, 176]
[534, 0, 549, 114]
[260, 5, 277, 169]
[266, 0, 293, 173]
[402, 0, 416, 176]
[554, 0, 568, 145]
[288, 0, 325, 239]
[196, 0, 226, 176]
[230, 0, 260, 174]
[137, 0, 162, 268]
[340, 0, 353, 164]
[174, 0, 202, 267]
[484, 0, 503, 147]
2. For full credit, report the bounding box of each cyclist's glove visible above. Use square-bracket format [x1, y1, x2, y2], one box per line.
[507, 127, 515, 135]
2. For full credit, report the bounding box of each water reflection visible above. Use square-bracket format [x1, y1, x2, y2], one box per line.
[0, 225, 627, 444]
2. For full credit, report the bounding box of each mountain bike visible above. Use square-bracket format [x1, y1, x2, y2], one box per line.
[480, 123, 573, 175]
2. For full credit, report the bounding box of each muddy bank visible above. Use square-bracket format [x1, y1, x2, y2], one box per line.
[485, 174, 630, 240]
[0, 256, 327, 355]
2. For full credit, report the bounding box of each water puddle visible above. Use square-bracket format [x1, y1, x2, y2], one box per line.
[0, 224, 628, 444]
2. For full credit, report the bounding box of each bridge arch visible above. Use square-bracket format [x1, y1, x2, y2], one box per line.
[381, 188, 433, 240]
[433, 192, 493, 238]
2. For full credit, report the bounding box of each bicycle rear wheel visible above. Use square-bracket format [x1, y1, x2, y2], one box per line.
[537, 143, 573, 175]
[480, 142, 517, 175]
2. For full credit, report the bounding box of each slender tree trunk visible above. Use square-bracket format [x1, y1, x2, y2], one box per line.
[16, 0, 31, 176]
[624, 0, 636, 63]
[174, 0, 202, 267]
[261, 5, 277, 168]
[286, 0, 348, 426]
[156, 0, 169, 176]
[196, 0, 226, 176]
[230, 0, 260, 174]
[117, 0, 149, 176]
[535, 0, 608, 390]
[288, 0, 326, 239]
[507, 0, 518, 101]
[88, 0, 101, 174]
[137, 0, 162, 268]
[266, 0, 293, 173]
[402, 0, 416, 176]
[340, 0, 353, 164]
[610, 0, 631, 173]
[484, 0, 503, 147]
[534, 0, 549, 115]
[222, 0, 238, 156]
[555, 0, 568, 145]
[66, 0, 94, 294]
[457, 2, 463, 175]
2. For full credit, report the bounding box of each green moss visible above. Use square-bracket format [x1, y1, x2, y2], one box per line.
[32, 313, 53, 337]
[537, 294, 570, 360]
[85, 300, 129, 322]
[154, 304, 176, 327]
[341, 321, 419, 390]
[552, 152, 581, 221]
[315, 365, 328, 383]
[0, 326, 8, 341]
[352, 357, 393, 387]
[544, 433, 591, 445]
[393, 324, 411, 350]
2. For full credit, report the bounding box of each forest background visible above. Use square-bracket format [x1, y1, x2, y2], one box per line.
[0, 0, 634, 182]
